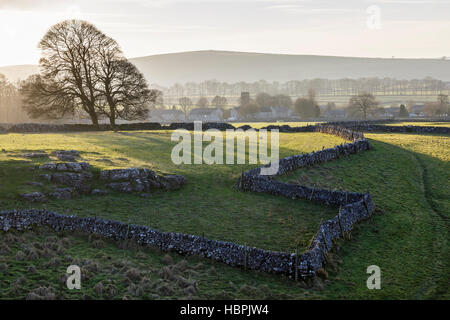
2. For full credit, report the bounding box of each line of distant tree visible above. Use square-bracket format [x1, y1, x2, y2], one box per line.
[160, 77, 449, 103]
[0, 74, 28, 123]
[169, 90, 449, 120]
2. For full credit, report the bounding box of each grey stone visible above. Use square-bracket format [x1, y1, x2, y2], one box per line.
[100, 168, 187, 193]
[39, 163, 57, 171]
[21, 192, 46, 202]
[49, 188, 73, 200]
[65, 162, 83, 172]
[51, 172, 92, 194]
[105, 182, 133, 193]
[56, 163, 68, 171]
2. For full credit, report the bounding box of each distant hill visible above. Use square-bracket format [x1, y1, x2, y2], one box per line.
[2, 50, 450, 85]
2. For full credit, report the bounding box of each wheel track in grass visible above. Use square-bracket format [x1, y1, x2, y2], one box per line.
[411, 152, 449, 299]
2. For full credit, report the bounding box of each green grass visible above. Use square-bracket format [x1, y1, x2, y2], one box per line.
[0, 128, 448, 299]
[278, 133, 449, 299]
[0, 130, 346, 253]
[0, 227, 318, 300]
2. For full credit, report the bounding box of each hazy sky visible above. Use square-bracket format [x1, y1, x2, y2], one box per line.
[1, 0, 449, 66]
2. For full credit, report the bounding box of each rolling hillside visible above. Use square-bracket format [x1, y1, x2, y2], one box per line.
[1, 50, 450, 85]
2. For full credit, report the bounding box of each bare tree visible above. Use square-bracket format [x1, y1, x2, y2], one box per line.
[255, 92, 273, 108]
[238, 102, 260, 119]
[272, 94, 293, 109]
[294, 89, 320, 119]
[178, 97, 193, 118]
[196, 97, 209, 108]
[21, 74, 76, 120]
[21, 19, 153, 127]
[1, 74, 27, 123]
[211, 95, 227, 108]
[437, 94, 449, 115]
[97, 59, 156, 127]
[23, 20, 111, 125]
[348, 93, 378, 119]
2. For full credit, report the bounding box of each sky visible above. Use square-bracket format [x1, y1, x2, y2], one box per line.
[0, 0, 449, 66]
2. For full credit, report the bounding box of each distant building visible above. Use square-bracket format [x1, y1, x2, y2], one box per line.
[149, 109, 185, 122]
[254, 107, 273, 120]
[409, 104, 425, 117]
[231, 106, 293, 121]
[188, 108, 223, 122]
[323, 108, 347, 119]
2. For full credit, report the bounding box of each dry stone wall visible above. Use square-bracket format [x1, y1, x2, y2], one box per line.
[236, 124, 375, 277]
[1, 119, 448, 134]
[327, 120, 449, 134]
[1, 122, 234, 133]
[1, 123, 375, 279]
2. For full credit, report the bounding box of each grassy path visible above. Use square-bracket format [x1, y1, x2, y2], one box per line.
[278, 133, 449, 299]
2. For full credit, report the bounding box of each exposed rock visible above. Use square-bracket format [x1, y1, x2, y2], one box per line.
[49, 188, 74, 200]
[105, 182, 133, 193]
[100, 168, 186, 193]
[40, 162, 90, 172]
[51, 172, 92, 194]
[79, 162, 91, 171]
[51, 150, 80, 161]
[21, 192, 46, 202]
[39, 163, 57, 171]
[66, 162, 83, 172]
[56, 163, 68, 171]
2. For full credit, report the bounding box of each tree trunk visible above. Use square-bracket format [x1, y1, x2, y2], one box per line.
[109, 116, 116, 131]
[109, 106, 116, 131]
[90, 111, 99, 127]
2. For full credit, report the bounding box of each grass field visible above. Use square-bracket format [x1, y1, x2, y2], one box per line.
[0, 130, 346, 253]
[0, 126, 448, 299]
[278, 133, 449, 298]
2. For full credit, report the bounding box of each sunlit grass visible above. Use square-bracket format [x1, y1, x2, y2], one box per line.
[0, 129, 448, 299]
[0, 130, 346, 253]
